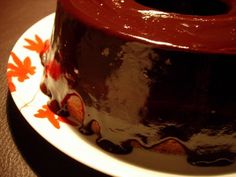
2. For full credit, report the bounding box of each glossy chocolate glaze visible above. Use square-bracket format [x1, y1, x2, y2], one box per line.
[42, 0, 236, 166]
[59, 0, 236, 54]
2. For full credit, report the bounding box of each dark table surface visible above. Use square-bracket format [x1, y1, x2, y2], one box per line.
[0, 1, 110, 176]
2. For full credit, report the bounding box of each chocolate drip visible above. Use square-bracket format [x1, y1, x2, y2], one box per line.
[187, 150, 236, 167]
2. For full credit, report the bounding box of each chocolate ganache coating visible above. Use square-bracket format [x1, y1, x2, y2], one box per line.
[42, 0, 236, 166]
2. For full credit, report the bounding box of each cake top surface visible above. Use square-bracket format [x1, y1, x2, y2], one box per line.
[60, 0, 236, 54]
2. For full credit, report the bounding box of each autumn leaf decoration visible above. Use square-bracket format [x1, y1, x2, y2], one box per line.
[34, 105, 78, 129]
[24, 34, 49, 55]
[7, 52, 36, 92]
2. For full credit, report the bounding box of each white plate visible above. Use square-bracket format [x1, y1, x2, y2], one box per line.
[7, 13, 236, 177]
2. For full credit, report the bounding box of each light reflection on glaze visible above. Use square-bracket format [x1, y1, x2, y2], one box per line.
[138, 10, 170, 19]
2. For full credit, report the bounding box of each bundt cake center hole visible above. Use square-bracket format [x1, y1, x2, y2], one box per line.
[135, 0, 230, 16]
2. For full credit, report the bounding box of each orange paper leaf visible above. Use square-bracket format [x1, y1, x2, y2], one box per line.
[34, 105, 60, 129]
[24, 34, 49, 54]
[7, 52, 36, 82]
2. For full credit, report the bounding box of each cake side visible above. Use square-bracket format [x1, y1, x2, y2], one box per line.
[40, 0, 236, 166]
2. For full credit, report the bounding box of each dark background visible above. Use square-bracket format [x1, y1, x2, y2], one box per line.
[0, 1, 109, 176]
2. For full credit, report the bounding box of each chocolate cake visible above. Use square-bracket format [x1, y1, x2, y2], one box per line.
[41, 0, 236, 166]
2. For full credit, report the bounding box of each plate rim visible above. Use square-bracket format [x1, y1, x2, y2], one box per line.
[7, 13, 236, 177]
